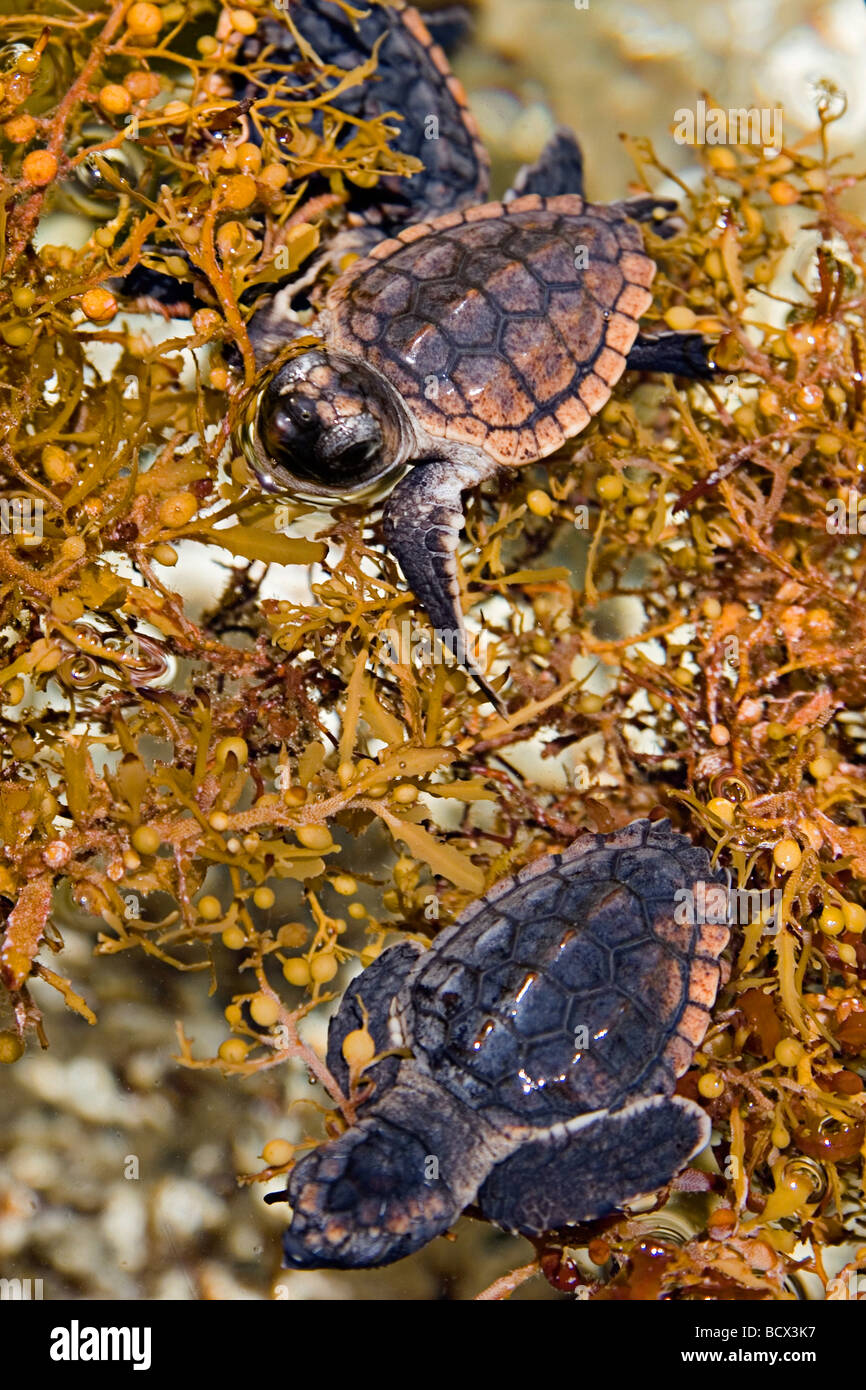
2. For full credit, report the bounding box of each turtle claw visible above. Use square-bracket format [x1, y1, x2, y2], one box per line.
[381, 459, 507, 713]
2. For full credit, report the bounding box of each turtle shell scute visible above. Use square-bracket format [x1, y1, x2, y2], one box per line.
[328, 197, 656, 464]
[408, 820, 728, 1124]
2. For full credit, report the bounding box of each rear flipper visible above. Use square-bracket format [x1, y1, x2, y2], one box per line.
[510, 144, 685, 241]
[616, 194, 684, 240]
[381, 458, 507, 712]
[506, 134, 681, 243]
[506, 126, 586, 201]
[476, 1094, 710, 1236]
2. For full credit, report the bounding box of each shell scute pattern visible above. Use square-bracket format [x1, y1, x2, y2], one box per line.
[328, 198, 655, 464]
[409, 820, 726, 1124]
[236, 3, 719, 716]
[279, 821, 729, 1267]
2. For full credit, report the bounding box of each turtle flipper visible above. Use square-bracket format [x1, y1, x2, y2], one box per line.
[422, 3, 473, 55]
[115, 260, 199, 316]
[381, 460, 507, 712]
[505, 126, 585, 201]
[476, 1094, 710, 1236]
[627, 331, 719, 380]
[326, 940, 425, 1100]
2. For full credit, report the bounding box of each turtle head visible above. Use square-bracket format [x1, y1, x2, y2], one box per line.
[274, 1115, 460, 1270]
[242, 347, 412, 504]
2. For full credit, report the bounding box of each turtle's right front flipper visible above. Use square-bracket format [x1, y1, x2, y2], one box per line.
[381, 458, 506, 712]
[326, 940, 424, 1101]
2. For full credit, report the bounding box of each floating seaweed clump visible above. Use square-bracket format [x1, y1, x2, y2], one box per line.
[1, 0, 866, 1300]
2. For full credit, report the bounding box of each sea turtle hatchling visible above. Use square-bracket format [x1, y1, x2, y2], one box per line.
[238, 0, 717, 709]
[269, 819, 729, 1270]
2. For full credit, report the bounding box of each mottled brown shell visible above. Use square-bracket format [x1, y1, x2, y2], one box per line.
[327, 193, 655, 465]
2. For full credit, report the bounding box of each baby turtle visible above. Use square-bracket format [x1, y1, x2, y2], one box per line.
[270, 819, 729, 1270]
[239, 2, 716, 709]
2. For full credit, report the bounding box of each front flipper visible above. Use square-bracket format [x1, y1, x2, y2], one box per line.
[627, 331, 718, 380]
[115, 256, 201, 318]
[505, 126, 586, 201]
[326, 940, 425, 1101]
[381, 459, 506, 712]
[476, 1095, 710, 1236]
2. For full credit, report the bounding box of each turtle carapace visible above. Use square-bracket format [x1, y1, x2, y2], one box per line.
[269, 819, 729, 1270]
[239, 2, 718, 709]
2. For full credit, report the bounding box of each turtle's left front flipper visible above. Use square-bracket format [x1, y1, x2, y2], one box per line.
[381, 458, 506, 712]
[113, 253, 203, 319]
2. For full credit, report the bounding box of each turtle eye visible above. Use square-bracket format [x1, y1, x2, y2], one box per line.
[259, 392, 387, 489]
[242, 349, 411, 503]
